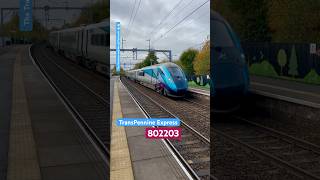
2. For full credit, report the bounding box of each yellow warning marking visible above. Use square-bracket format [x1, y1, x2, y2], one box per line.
[7, 46, 41, 180]
[110, 78, 134, 180]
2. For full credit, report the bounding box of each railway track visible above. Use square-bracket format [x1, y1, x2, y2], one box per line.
[123, 77, 210, 139]
[214, 116, 320, 180]
[44, 46, 108, 100]
[31, 44, 109, 161]
[121, 77, 210, 180]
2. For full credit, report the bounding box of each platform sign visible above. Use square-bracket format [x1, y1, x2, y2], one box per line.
[116, 22, 120, 73]
[19, 0, 33, 32]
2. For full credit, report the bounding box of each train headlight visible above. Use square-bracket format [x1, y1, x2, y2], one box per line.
[240, 53, 246, 64]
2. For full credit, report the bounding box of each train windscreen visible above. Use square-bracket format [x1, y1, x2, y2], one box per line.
[212, 19, 235, 48]
[167, 67, 184, 78]
[212, 19, 242, 64]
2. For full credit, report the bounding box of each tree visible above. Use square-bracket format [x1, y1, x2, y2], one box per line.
[215, 0, 271, 42]
[213, 0, 320, 43]
[73, 0, 109, 26]
[288, 45, 299, 77]
[277, 49, 287, 76]
[134, 51, 159, 69]
[179, 48, 198, 76]
[193, 41, 210, 75]
[1, 14, 48, 42]
[174, 60, 187, 73]
[111, 66, 124, 75]
[268, 0, 320, 43]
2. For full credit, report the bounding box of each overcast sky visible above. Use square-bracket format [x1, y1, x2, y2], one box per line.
[0, 0, 99, 29]
[110, 0, 210, 69]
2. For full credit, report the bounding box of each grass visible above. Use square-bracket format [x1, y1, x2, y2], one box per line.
[188, 81, 210, 91]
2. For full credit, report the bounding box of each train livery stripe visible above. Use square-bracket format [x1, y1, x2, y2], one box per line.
[160, 65, 178, 92]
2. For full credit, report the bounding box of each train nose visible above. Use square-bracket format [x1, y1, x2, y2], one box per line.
[212, 63, 248, 111]
[167, 78, 188, 96]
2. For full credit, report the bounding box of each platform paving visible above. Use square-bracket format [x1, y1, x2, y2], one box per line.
[0, 46, 15, 180]
[116, 78, 191, 180]
[251, 75, 320, 107]
[1, 45, 107, 180]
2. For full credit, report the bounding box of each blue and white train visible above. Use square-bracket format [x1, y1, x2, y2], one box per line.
[125, 62, 188, 97]
[48, 19, 109, 75]
[212, 10, 250, 111]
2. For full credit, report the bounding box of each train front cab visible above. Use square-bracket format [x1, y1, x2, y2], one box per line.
[158, 64, 188, 97]
[212, 11, 250, 112]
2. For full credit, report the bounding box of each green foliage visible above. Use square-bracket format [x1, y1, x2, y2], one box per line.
[73, 0, 109, 26]
[213, 0, 271, 42]
[134, 51, 159, 69]
[277, 49, 287, 75]
[288, 46, 299, 77]
[249, 60, 278, 77]
[1, 15, 48, 42]
[193, 41, 210, 75]
[174, 60, 185, 71]
[304, 69, 320, 85]
[268, 0, 320, 43]
[188, 81, 210, 91]
[212, 0, 320, 43]
[179, 49, 198, 75]
[111, 66, 125, 76]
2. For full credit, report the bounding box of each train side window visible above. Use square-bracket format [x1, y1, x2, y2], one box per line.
[91, 35, 94, 45]
[138, 71, 144, 76]
[159, 69, 164, 76]
[100, 34, 104, 46]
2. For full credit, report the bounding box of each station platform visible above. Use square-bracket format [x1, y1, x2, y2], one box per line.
[110, 77, 191, 180]
[0, 45, 107, 180]
[188, 87, 210, 96]
[250, 75, 320, 108]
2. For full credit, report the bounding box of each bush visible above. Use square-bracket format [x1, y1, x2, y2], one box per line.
[249, 60, 278, 77]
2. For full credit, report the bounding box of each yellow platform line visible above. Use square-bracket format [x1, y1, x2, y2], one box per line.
[7, 46, 41, 180]
[110, 79, 134, 180]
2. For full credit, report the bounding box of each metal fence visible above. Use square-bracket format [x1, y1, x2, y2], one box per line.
[242, 42, 320, 78]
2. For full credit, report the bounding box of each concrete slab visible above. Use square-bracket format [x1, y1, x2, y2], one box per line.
[0, 46, 14, 180]
[41, 163, 105, 180]
[5, 45, 108, 180]
[118, 78, 191, 180]
[125, 126, 145, 137]
[110, 78, 134, 180]
[38, 145, 94, 167]
[133, 156, 187, 180]
[251, 75, 320, 107]
[127, 136, 167, 161]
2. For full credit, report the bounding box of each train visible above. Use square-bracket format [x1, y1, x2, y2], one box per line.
[212, 10, 250, 112]
[125, 62, 188, 97]
[48, 19, 109, 75]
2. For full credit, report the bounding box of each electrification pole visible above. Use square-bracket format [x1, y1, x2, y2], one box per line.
[146, 39, 150, 51]
[121, 38, 126, 49]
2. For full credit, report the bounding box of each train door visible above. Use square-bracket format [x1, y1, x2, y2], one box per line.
[85, 30, 89, 57]
[81, 30, 84, 57]
[76, 31, 80, 54]
[58, 32, 60, 50]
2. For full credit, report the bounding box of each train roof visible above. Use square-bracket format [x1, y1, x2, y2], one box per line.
[211, 10, 228, 23]
[84, 20, 109, 31]
[50, 19, 110, 34]
[126, 62, 180, 72]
